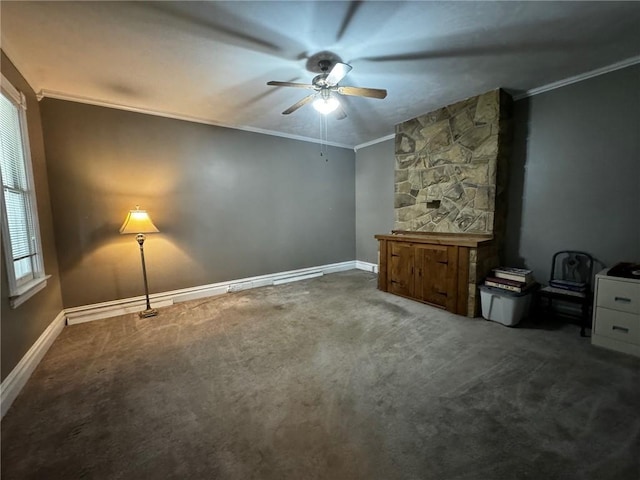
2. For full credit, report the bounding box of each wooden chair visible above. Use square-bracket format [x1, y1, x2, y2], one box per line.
[537, 251, 594, 337]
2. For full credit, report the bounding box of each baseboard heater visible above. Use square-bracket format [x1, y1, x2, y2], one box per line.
[226, 271, 324, 292]
[226, 280, 270, 292]
[273, 271, 324, 286]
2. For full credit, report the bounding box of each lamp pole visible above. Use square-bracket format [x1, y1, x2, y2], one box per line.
[136, 233, 156, 316]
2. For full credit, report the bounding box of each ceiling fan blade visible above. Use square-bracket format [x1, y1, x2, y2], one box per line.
[325, 62, 353, 86]
[282, 94, 315, 115]
[337, 86, 387, 99]
[267, 81, 315, 89]
[336, 1, 364, 41]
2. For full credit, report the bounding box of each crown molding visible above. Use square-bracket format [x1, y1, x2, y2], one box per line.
[36, 89, 353, 149]
[513, 55, 640, 100]
[354, 133, 395, 152]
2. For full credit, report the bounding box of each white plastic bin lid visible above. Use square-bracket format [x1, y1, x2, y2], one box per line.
[479, 285, 534, 297]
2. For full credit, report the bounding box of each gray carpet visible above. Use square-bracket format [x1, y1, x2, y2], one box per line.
[2, 270, 639, 480]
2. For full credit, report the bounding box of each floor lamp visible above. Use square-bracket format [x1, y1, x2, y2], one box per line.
[120, 206, 159, 318]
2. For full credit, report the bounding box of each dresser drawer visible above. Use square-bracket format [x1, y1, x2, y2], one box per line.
[594, 308, 640, 345]
[596, 278, 640, 314]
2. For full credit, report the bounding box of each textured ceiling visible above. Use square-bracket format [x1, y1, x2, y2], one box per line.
[2, 1, 639, 148]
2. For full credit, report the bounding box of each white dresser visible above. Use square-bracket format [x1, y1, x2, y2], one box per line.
[591, 268, 640, 357]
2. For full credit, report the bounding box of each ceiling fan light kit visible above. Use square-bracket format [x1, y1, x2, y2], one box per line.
[267, 52, 387, 118]
[312, 91, 339, 114]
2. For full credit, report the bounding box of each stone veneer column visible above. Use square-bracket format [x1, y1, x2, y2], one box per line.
[394, 89, 514, 316]
[394, 89, 512, 237]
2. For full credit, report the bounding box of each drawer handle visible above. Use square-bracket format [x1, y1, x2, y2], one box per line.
[612, 325, 630, 334]
[614, 296, 631, 303]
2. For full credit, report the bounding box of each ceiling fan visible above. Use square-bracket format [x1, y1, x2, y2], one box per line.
[266, 54, 387, 119]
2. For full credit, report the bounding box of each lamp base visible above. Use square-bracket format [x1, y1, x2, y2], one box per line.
[139, 308, 158, 318]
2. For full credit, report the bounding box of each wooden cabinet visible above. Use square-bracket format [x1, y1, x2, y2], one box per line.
[386, 242, 456, 307]
[591, 269, 640, 357]
[376, 232, 493, 316]
[386, 242, 457, 311]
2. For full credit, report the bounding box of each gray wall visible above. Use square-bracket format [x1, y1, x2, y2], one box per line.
[40, 100, 355, 307]
[504, 64, 640, 282]
[355, 139, 395, 264]
[1, 53, 64, 381]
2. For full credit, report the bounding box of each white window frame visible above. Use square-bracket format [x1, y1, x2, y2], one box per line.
[0, 74, 49, 308]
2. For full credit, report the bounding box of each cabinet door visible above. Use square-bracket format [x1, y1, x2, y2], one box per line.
[388, 242, 414, 297]
[415, 245, 457, 309]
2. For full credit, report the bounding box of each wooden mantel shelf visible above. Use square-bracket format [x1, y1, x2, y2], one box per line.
[375, 231, 493, 248]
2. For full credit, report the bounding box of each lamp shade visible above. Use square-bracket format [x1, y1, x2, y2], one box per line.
[119, 207, 159, 234]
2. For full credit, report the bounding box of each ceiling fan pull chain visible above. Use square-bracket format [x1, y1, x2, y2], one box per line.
[319, 113, 323, 158]
[319, 114, 328, 161]
[324, 115, 329, 161]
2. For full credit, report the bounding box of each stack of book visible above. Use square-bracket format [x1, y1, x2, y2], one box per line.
[484, 267, 535, 293]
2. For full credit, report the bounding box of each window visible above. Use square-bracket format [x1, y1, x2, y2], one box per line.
[0, 74, 48, 308]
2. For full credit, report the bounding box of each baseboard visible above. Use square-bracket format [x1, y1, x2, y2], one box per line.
[355, 260, 379, 274]
[65, 298, 175, 325]
[1, 310, 66, 419]
[65, 261, 357, 325]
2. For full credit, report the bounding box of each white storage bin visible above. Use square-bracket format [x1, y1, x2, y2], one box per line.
[480, 285, 533, 327]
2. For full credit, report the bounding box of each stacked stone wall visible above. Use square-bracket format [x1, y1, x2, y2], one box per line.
[394, 89, 512, 236]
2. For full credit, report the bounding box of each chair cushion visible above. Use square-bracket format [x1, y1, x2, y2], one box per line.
[539, 285, 587, 298]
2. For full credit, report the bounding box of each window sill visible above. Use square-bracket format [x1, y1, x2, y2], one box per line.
[9, 275, 52, 309]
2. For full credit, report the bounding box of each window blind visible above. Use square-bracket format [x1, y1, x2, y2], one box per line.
[0, 92, 36, 284]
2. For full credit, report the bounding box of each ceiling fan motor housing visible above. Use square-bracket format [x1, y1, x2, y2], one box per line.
[312, 74, 329, 88]
[318, 59, 332, 72]
[305, 51, 343, 73]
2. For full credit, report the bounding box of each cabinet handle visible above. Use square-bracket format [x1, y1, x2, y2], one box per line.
[612, 325, 630, 334]
[614, 296, 631, 303]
